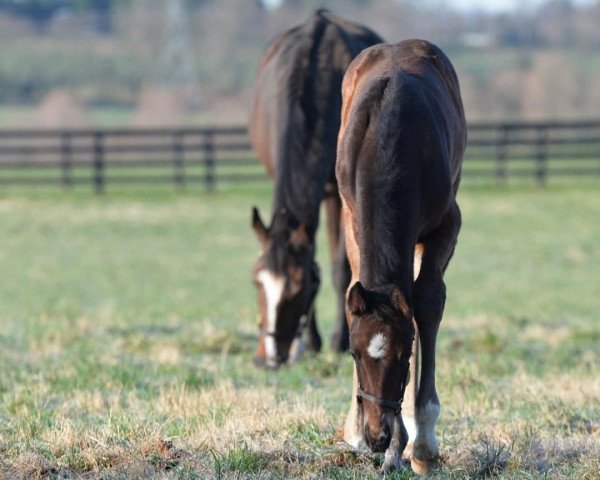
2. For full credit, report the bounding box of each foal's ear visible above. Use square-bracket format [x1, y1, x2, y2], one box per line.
[348, 281, 370, 315]
[389, 287, 411, 317]
[251, 206, 268, 243]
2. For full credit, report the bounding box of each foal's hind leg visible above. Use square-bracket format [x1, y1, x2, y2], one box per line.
[411, 202, 461, 474]
[401, 243, 425, 462]
[324, 192, 351, 352]
[400, 322, 419, 462]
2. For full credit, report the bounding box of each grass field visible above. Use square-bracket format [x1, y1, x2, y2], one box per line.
[0, 183, 599, 479]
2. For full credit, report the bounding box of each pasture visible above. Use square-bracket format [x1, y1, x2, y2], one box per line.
[0, 182, 599, 479]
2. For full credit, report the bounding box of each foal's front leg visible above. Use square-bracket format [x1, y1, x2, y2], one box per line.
[411, 202, 461, 474]
[382, 413, 409, 472]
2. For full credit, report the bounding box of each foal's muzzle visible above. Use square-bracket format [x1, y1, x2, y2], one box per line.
[365, 422, 391, 453]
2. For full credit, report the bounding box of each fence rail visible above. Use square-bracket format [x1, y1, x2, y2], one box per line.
[1, 120, 599, 192]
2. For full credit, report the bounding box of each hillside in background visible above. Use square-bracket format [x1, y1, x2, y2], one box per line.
[0, 0, 599, 126]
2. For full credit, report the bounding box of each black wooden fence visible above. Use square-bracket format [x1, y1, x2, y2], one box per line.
[0, 120, 599, 192]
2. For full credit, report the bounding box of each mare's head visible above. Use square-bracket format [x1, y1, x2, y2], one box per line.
[251, 207, 320, 368]
[347, 281, 414, 453]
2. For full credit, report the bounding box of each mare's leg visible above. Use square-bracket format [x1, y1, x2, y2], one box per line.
[304, 306, 322, 353]
[331, 233, 351, 352]
[324, 192, 351, 352]
[411, 202, 461, 474]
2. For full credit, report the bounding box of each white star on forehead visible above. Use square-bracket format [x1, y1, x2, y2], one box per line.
[367, 332, 387, 359]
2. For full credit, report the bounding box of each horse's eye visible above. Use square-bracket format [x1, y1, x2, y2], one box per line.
[349, 351, 358, 361]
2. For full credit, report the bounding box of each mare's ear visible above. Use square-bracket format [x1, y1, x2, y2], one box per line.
[251, 206, 268, 244]
[389, 287, 411, 317]
[289, 223, 309, 249]
[348, 281, 370, 315]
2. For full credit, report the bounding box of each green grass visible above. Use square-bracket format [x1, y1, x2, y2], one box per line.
[0, 183, 599, 478]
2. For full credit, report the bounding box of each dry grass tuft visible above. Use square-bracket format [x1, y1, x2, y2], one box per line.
[140, 438, 191, 471]
[469, 437, 510, 478]
[8, 452, 58, 480]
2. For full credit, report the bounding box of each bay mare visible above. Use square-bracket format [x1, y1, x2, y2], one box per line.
[249, 10, 382, 368]
[336, 40, 466, 473]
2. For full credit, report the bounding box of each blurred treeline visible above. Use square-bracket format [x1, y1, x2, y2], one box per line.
[0, 0, 599, 124]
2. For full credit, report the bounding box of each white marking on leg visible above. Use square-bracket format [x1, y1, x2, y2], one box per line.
[257, 270, 285, 364]
[403, 414, 417, 444]
[367, 332, 388, 359]
[344, 365, 367, 450]
[414, 401, 440, 461]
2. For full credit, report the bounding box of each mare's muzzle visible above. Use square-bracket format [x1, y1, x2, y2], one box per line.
[260, 307, 311, 367]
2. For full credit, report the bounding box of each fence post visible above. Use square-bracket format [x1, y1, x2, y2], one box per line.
[93, 132, 105, 194]
[204, 131, 215, 193]
[535, 126, 548, 186]
[495, 125, 508, 183]
[172, 131, 185, 190]
[60, 132, 72, 189]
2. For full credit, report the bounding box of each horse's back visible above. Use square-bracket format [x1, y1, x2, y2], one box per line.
[337, 40, 466, 232]
[249, 11, 383, 177]
[339, 40, 466, 188]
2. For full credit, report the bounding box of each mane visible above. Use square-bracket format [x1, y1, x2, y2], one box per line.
[264, 227, 292, 273]
[270, 12, 331, 237]
[269, 12, 382, 238]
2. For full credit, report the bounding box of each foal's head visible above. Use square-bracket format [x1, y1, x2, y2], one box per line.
[347, 281, 414, 453]
[251, 207, 320, 368]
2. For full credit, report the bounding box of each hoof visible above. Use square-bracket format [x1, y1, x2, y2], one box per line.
[402, 442, 414, 462]
[381, 455, 406, 473]
[253, 356, 266, 368]
[253, 356, 280, 369]
[411, 456, 437, 475]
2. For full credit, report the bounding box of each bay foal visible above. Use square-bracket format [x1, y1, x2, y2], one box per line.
[336, 40, 466, 473]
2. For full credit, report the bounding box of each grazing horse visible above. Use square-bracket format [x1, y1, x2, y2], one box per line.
[249, 11, 382, 368]
[336, 40, 466, 473]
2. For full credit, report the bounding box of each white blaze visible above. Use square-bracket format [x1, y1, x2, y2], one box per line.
[257, 270, 285, 363]
[367, 332, 388, 359]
